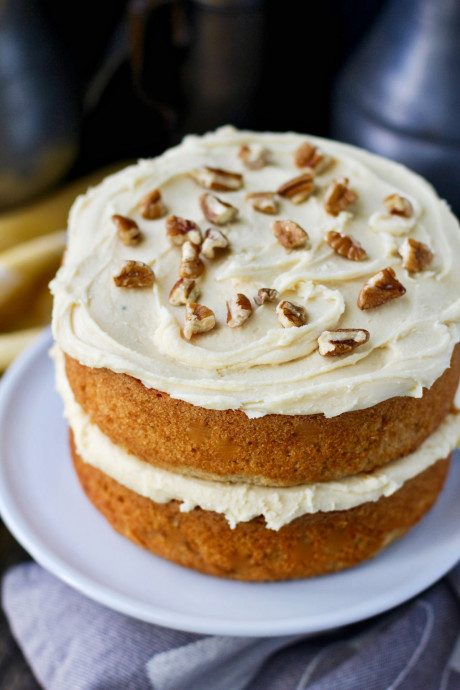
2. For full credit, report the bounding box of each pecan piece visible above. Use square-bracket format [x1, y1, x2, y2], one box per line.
[246, 191, 278, 215]
[399, 237, 433, 272]
[179, 241, 205, 279]
[112, 214, 142, 246]
[140, 189, 166, 220]
[324, 178, 357, 216]
[227, 293, 253, 327]
[199, 193, 238, 225]
[254, 287, 278, 305]
[277, 172, 315, 204]
[318, 328, 370, 356]
[238, 144, 270, 170]
[272, 219, 308, 249]
[326, 230, 367, 261]
[201, 228, 229, 259]
[384, 193, 413, 218]
[358, 267, 406, 310]
[276, 300, 307, 327]
[113, 260, 154, 288]
[294, 142, 333, 173]
[183, 303, 216, 340]
[166, 215, 202, 246]
[169, 278, 200, 306]
[189, 167, 243, 191]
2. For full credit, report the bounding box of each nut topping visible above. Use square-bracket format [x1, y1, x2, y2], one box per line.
[113, 260, 155, 288]
[277, 171, 315, 204]
[227, 293, 253, 327]
[254, 287, 279, 305]
[276, 300, 307, 328]
[272, 219, 309, 249]
[202, 228, 229, 258]
[294, 142, 333, 173]
[324, 178, 357, 216]
[179, 241, 205, 279]
[140, 189, 166, 220]
[169, 278, 200, 306]
[399, 237, 433, 272]
[183, 303, 216, 340]
[318, 328, 370, 356]
[246, 191, 279, 215]
[189, 167, 243, 191]
[166, 215, 202, 246]
[199, 193, 238, 225]
[326, 230, 367, 261]
[238, 144, 270, 170]
[358, 266, 406, 310]
[112, 215, 142, 246]
[384, 193, 413, 218]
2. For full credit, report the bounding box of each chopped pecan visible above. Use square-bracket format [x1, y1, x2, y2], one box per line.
[199, 193, 238, 225]
[183, 303, 216, 340]
[179, 241, 205, 279]
[112, 214, 142, 246]
[201, 228, 229, 259]
[169, 278, 200, 306]
[277, 171, 315, 204]
[324, 178, 357, 216]
[113, 260, 154, 288]
[399, 237, 433, 272]
[326, 230, 367, 261]
[227, 293, 253, 327]
[272, 219, 308, 249]
[238, 143, 270, 170]
[318, 328, 370, 356]
[140, 189, 166, 220]
[189, 167, 243, 191]
[358, 266, 406, 309]
[294, 142, 333, 173]
[166, 215, 202, 246]
[384, 193, 413, 218]
[246, 191, 279, 215]
[254, 287, 279, 305]
[276, 300, 307, 327]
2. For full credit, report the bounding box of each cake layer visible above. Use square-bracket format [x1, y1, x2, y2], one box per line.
[51, 127, 460, 419]
[64, 344, 460, 485]
[71, 439, 451, 581]
[54, 345, 460, 528]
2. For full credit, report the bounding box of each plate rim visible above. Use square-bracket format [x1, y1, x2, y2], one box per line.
[0, 328, 459, 637]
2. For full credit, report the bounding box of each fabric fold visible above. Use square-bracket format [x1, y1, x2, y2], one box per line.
[2, 561, 460, 690]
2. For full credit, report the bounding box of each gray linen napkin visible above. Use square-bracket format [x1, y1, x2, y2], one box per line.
[2, 561, 460, 690]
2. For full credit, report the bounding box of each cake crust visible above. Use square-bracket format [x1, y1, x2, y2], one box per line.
[71, 434, 451, 582]
[65, 343, 460, 486]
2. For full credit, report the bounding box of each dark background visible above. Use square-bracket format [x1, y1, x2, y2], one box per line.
[36, 0, 386, 174]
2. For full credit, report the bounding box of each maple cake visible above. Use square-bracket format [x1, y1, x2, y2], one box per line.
[51, 127, 460, 581]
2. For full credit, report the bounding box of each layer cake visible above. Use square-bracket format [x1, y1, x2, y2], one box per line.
[51, 127, 460, 580]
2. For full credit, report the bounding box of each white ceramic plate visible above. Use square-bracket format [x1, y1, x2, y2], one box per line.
[0, 329, 459, 637]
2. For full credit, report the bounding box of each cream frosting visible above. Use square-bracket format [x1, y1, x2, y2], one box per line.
[53, 345, 460, 530]
[51, 126, 460, 417]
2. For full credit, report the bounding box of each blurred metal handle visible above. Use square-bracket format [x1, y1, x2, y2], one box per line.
[128, 0, 265, 136]
[128, 0, 189, 130]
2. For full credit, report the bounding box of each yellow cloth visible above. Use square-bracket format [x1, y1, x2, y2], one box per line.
[0, 163, 128, 371]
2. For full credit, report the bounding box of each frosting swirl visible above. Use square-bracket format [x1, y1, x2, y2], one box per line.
[51, 127, 460, 417]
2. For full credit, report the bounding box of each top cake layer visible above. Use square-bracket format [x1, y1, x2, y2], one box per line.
[51, 127, 460, 418]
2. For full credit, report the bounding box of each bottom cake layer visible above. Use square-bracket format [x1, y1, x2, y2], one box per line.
[70, 433, 451, 582]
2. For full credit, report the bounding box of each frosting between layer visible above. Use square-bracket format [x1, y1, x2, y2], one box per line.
[51, 126, 460, 417]
[53, 345, 460, 530]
